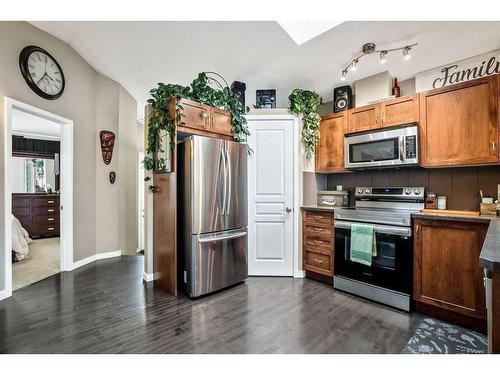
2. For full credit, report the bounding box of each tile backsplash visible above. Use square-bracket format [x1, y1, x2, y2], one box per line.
[325, 166, 500, 211]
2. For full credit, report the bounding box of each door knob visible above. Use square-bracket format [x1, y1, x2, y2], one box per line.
[285, 207, 292, 213]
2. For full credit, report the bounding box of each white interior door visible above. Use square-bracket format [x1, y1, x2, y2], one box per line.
[247, 119, 294, 276]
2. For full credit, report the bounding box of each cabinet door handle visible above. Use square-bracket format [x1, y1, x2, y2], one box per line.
[492, 141, 496, 152]
[415, 225, 419, 235]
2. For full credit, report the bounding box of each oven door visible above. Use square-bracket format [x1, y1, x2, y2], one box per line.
[334, 221, 412, 294]
[344, 125, 418, 169]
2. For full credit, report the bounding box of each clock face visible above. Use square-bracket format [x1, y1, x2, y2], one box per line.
[19, 46, 65, 100]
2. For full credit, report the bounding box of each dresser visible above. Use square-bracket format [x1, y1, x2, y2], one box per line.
[12, 194, 60, 237]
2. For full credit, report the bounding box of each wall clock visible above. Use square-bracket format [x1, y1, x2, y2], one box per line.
[19, 45, 65, 100]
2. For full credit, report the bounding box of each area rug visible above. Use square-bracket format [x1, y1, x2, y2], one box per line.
[12, 238, 60, 291]
[401, 317, 487, 354]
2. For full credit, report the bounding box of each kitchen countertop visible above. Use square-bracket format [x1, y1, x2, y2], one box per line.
[301, 205, 500, 273]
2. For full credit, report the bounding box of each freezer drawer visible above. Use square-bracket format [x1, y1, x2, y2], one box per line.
[185, 228, 248, 298]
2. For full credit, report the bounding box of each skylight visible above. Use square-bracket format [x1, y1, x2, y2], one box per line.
[277, 21, 343, 45]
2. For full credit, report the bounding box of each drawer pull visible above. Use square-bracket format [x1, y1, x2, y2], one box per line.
[48, 209, 55, 212]
[48, 227, 55, 231]
[314, 259, 324, 264]
[48, 200, 54, 204]
[313, 228, 323, 232]
[314, 215, 324, 220]
[314, 240, 324, 245]
[48, 218, 54, 221]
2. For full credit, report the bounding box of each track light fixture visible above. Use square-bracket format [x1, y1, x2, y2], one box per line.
[341, 42, 417, 81]
[380, 51, 387, 64]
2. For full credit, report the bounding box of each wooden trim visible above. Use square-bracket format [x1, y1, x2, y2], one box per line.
[320, 111, 345, 121]
[177, 126, 233, 141]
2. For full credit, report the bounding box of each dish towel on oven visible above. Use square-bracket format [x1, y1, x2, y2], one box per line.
[350, 223, 377, 266]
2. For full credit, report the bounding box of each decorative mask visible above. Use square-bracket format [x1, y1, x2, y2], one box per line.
[99, 130, 115, 165]
[109, 171, 116, 184]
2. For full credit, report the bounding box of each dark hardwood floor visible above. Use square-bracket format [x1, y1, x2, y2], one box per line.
[0, 256, 424, 354]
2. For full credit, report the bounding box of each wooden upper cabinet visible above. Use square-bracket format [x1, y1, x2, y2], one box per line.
[315, 112, 347, 173]
[420, 75, 499, 167]
[380, 94, 419, 127]
[413, 218, 487, 321]
[177, 98, 211, 131]
[211, 108, 233, 136]
[347, 104, 380, 133]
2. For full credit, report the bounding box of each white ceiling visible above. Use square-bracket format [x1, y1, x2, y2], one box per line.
[12, 108, 61, 139]
[31, 21, 500, 117]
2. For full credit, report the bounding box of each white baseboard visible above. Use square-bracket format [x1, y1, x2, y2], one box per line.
[96, 250, 122, 260]
[142, 272, 160, 283]
[294, 270, 306, 278]
[72, 250, 122, 271]
[0, 289, 12, 301]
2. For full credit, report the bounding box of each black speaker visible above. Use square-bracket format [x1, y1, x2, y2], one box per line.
[333, 85, 352, 113]
[231, 81, 246, 108]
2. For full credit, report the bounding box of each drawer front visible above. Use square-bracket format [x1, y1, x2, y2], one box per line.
[305, 212, 333, 228]
[32, 197, 60, 208]
[12, 197, 30, 208]
[33, 206, 60, 216]
[32, 222, 59, 236]
[13, 207, 30, 217]
[304, 224, 332, 241]
[305, 251, 332, 274]
[303, 238, 332, 254]
[32, 214, 60, 225]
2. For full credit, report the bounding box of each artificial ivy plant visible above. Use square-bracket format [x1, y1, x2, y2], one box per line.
[143, 72, 250, 192]
[288, 89, 323, 158]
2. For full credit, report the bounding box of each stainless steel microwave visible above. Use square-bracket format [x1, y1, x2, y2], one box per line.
[344, 124, 419, 169]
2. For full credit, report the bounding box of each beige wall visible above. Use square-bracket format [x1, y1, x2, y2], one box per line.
[0, 22, 138, 290]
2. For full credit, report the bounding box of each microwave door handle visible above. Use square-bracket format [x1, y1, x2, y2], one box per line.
[399, 137, 405, 162]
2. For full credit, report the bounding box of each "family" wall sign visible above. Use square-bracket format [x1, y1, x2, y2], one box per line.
[415, 49, 500, 92]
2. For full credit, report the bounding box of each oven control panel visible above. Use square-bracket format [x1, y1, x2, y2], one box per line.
[355, 186, 425, 199]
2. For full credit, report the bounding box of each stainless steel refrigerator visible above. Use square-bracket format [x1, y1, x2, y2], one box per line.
[178, 135, 248, 297]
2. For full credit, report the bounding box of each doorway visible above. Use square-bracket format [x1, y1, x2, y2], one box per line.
[137, 151, 145, 254]
[3, 98, 73, 298]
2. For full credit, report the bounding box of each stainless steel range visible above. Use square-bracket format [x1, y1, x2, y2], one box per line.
[333, 186, 424, 311]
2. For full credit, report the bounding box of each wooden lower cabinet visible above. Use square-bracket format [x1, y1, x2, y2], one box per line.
[302, 209, 334, 281]
[413, 218, 487, 330]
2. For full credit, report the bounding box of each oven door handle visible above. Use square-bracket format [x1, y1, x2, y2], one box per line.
[334, 220, 412, 237]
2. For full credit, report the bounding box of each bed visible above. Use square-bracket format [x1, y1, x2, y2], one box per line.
[12, 214, 32, 262]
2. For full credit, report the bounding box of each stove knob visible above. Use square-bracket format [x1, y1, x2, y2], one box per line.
[365, 188, 371, 194]
[405, 189, 411, 195]
[413, 189, 421, 195]
[357, 188, 364, 194]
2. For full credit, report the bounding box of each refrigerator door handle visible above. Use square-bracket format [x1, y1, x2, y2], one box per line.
[225, 143, 232, 215]
[220, 144, 227, 216]
[198, 229, 247, 243]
